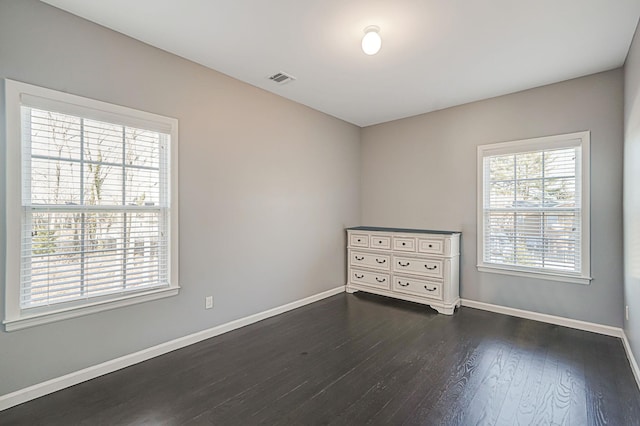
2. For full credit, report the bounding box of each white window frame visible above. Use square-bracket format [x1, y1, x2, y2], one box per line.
[3, 79, 180, 331]
[476, 131, 591, 285]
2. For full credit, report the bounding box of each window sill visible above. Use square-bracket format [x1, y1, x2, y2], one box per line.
[477, 265, 592, 285]
[3, 286, 180, 332]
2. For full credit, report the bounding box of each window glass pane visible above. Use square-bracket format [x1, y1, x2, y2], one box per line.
[516, 151, 542, 179]
[84, 212, 125, 297]
[31, 158, 81, 205]
[126, 128, 160, 169]
[514, 212, 544, 267]
[544, 177, 576, 206]
[30, 109, 82, 160]
[23, 212, 83, 307]
[489, 155, 514, 181]
[83, 119, 123, 165]
[485, 212, 515, 264]
[547, 212, 578, 272]
[124, 211, 163, 290]
[125, 167, 160, 206]
[516, 179, 543, 207]
[543, 213, 579, 271]
[544, 148, 576, 178]
[83, 163, 123, 206]
[489, 181, 514, 208]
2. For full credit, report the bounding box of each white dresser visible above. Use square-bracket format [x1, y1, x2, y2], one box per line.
[346, 227, 461, 315]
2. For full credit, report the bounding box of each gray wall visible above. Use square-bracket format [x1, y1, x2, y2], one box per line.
[361, 69, 624, 327]
[624, 22, 640, 368]
[0, 0, 360, 396]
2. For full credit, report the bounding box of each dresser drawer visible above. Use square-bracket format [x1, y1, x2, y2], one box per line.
[393, 275, 442, 300]
[393, 237, 415, 252]
[393, 255, 443, 278]
[417, 238, 444, 255]
[350, 233, 369, 248]
[370, 235, 391, 250]
[351, 269, 390, 290]
[350, 251, 391, 271]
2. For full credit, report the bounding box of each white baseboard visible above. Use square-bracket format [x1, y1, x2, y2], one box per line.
[0, 285, 346, 412]
[461, 298, 623, 338]
[621, 331, 640, 391]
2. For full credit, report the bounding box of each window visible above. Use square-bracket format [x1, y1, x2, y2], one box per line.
[477, 132, 591, 284]
[3, 80, 179, 331]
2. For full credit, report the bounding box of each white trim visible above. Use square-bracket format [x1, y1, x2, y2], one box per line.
[19, 89, 176, 133]
[622, 331, 640, 391]
[3, 287, 180, 332]
[476, 265, 592, 285]
[4, 79, 23, 326]
[0, 285, 345, 411]
[477, 131, 587, 156]
[461, 298, 622, 337]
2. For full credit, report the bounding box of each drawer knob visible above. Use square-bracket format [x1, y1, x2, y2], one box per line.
[425, 265, 437, 270]
[398, 281, 409, 287]
[402, 242, 406, 246]
[379, 240, 383, 244]
[398, 261, 410, 267]
[355, 256, 364, 261]
[357, 239, 361, 242]
[429, 244, 433, 247]
[376, 259, 386, 264]
[424, 286, 437, 292]
[376, 277, 386, 283]
[355, 273, 364, 279]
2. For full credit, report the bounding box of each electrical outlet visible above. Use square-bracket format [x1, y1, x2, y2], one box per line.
[626, 305, 629, 321]
[205, 296, 213, 310]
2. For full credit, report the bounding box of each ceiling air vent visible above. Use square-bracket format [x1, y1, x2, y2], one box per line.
[268, 71, 296, 85]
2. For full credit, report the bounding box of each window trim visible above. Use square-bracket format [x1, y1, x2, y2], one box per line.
[476, 131, 591, 285]
[3, 79, 180, 331]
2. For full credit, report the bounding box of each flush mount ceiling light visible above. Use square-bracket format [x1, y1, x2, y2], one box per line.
[361, 25, 382, 55]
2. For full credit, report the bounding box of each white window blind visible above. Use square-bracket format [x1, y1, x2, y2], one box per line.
[477, 132, 591, 284]
[21, 107, 170, 308]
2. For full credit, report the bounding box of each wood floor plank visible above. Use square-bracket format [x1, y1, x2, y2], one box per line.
[460, 340, 521, 425]
[411, 340, 509, 425]
[1, 292, 639, 426]
[584, 337, 618, 426]
[493, 340, 541, 426]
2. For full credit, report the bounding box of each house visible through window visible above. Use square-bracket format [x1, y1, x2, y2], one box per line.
[477, 132, 591, 284]
[3, 80, 179, 331]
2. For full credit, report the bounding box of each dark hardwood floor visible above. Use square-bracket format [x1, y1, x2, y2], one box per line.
[2, 292, 640, 425]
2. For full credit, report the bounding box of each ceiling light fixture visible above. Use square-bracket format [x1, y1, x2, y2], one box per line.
[361, 25, 382, 55]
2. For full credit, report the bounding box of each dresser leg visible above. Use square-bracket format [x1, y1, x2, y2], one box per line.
[346, 286, 358, 294]
[431, 304, 456, 315]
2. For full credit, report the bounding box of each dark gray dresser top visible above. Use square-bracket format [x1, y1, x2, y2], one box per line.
[347, 226, 460, 235]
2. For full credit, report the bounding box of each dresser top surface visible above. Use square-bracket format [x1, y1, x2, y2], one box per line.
[347, 226, 460, 235]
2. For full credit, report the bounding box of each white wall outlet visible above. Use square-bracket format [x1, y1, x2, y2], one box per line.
[205, 296, 213, 310]
[626, 305, 629, 321]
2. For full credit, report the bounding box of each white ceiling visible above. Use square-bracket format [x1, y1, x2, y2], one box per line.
[42, 0, 640, 127]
